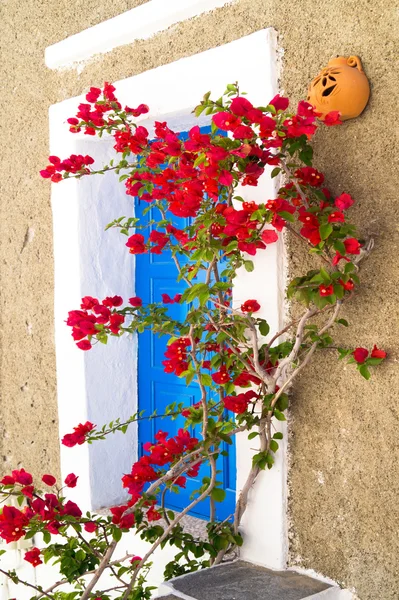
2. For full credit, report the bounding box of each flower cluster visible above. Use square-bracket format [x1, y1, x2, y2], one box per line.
[0, 469, 83, 547]
[66, 295, 127, 350]
[61, 421, 95, 447]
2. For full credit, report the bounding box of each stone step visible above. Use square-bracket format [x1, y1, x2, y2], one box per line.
[157, 560, 342, 600]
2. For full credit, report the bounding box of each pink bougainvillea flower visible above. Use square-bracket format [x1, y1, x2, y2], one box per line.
[335, 193, 354, 211]
[353, 347, 369, 363]
[24, 547, 42, 567]
[370, 345, 387, 359]
[42, 474, 56, 486]
[130, 556, 142, 565]
[241, 299, 261, 313]
[324, 111, 343, 126]
[64, 473, 79, 488]
[319, 284, 334, 297]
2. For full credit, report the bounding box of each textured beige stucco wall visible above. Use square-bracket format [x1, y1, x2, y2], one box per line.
[1, 1, 398, 598]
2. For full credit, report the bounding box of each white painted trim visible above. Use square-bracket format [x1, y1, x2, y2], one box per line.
[45, 0, 237, 70]
[50, 29, 286, 567]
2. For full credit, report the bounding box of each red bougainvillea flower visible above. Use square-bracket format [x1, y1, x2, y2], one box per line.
[212, 112, 241, 132]
[61, 421, 95, 447]
[224, 390, 258, 414]
[76, 339, 92, 351]
[42, 474, 56, 486]
[181, 401, 202, 417]
[84, 521, 98, 533]
[261, 229, 278, 244]
[162, 338, 190, 376]
[241, 299, 261, 313]
[344, 238, 361, 254]
[339, 279, 355, 291]
[332, 252, 350, 266]
[124, 103, 149, 116]
[335, 192, 354, 211]
[24, 547, 42, 567]
[64, 473, 79, 488]
[319, 284, 334, 297]
[370, 345, 387, 359]
[62, 500, 82, 519]
[269, 94, 289, 112]
[11, 469, 33, 486]
[295, 167, 324, 187]
[85, 86, 101, 103]
[129, 296, 143, 307]
[353, 347, 369, 363]
[328, 211, 345, 223]
[130, 556, 142, 565]
[0, 506, 30, 542]
[0, 475, 15, 485]
[103, 295, 123, 307]
[147, 506, 162, 521]
[324, 111, 343, 126]
[211, 366, 231, 385]
[80, 296, 99, 310]
[126, 234, 146, 254]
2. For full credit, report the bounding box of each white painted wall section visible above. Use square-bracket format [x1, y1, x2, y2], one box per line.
[50, 29, 285, 568]
[45, 0, 238, 69]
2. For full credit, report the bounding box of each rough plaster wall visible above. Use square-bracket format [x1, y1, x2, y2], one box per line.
[0, 0, 398, 598]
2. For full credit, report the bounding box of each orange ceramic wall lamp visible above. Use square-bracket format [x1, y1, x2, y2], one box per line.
[307, 56, 370, 121]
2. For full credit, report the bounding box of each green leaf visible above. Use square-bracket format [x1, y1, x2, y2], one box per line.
[200, 374, 213, 387]
[244, 260, 254, 272]
[113, 527, 123, 542]
[334, 240, 346, 255]
[43, 531, 51, 544]
[320, 267, 331, 283]
[319, 223, 333, 240]
[276, 393, 289, 412]
[278, 211, 295, 222]
[273, 432, 283, 440]
[211, 488, 226, 503]
[274, 409, 286, 421]
[270, 439, 279, 453]
[271, 167, 281, 178]
[259, 320, 270, 337]
[248, 431, 259, 440]
[359, 364, 371, 380]
[366, 357, 384, 366]
[337, 318, 349, 327]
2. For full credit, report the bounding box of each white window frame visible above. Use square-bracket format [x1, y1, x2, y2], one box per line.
[50, 29, 288, 569]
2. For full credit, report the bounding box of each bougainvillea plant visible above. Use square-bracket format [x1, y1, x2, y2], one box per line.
[0, 82, 386, 599]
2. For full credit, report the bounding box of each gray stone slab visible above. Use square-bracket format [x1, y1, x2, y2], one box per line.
[172, 561, 331, 600]
[156, 596, 182, 600]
